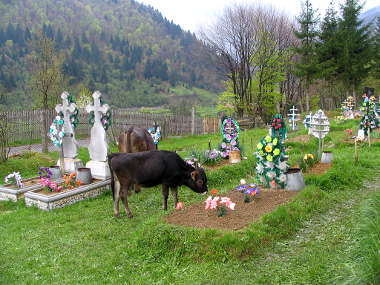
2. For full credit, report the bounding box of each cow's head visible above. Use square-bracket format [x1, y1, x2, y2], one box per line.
[188, 167, 208, 194]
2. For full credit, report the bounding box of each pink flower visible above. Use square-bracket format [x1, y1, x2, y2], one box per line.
[220, 197, 236, 210]
[39, 178, 50, 187]
[49, 182, 58, 189]
[205, 196, 219, 210]
[175, 202, 184, 210]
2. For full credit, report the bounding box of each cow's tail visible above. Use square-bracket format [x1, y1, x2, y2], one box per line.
[126, 127, 134, 153]
[108, 153, 116, 201]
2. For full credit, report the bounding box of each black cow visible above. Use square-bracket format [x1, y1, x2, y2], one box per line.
[108, 150, 208, 218]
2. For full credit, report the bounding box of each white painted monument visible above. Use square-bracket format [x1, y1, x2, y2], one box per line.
[55, 92, 83, 173]
[85, 91, 111, 180]
[288, 105, 300, 131]
[310, 110, 330, 155]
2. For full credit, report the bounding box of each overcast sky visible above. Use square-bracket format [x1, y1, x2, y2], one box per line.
[136, 0, 380, 33]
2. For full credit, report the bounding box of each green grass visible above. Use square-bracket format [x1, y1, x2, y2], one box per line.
[1, 122, 380, 284]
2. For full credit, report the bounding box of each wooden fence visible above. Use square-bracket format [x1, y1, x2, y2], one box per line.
[1, 109, 219, 145]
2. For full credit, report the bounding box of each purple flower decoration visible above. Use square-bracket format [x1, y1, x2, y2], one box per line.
[230, 140, 237, 146]
[221, 142, 227, 149]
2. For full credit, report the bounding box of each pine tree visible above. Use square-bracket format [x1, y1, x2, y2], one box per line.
[337, 0, 372, 98]
[317, 1, 339, 82]
[294, 0, 320, 112]
[372, 17, 380, 79]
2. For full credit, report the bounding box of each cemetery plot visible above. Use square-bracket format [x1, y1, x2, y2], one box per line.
[166, 189, 297, 231]
[25, 179, 110, 211]
[305, 163, 333, 175]
[0, 177, 64, 202]
[287, 134, 311, 143]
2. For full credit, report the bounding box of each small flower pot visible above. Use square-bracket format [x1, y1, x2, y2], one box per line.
[49, 166, 62, 179]
[321, 151, 333, 164]
[285, 168, 305, 191]
[229, 150, 241, 164]
[76, 168, 92, 185]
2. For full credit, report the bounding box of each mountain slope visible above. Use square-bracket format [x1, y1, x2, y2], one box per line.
[360, 5, 380, 27]
[0, 0, 221, 109]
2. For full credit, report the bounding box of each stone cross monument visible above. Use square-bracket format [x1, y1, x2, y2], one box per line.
[55, 92, 83, 172]
[85, 91, 111, 180]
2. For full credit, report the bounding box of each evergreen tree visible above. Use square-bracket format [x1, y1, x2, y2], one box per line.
[337, 0, 372, 97]
[294, 0, 320, 111]
[371, 17, 380, 79]
[317, 2, 339, 81]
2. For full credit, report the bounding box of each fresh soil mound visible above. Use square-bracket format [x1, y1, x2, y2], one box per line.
[287, 135, 310, 143]
[306, 163, 332, 175]
[166, 190, 298, 231]
[204, 159, 231, 170]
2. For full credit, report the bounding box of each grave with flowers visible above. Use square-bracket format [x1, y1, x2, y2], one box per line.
[219, 117, 241, 162]
[24, 91, 112, 211]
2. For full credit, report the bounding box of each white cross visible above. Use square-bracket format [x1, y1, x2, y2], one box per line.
[55, 92, 77, 135]
[86, 91, 110, 125]
[288, 105, 299, 131]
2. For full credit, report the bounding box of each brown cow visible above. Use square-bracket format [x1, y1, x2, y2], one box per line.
[117, 127, 156, 193]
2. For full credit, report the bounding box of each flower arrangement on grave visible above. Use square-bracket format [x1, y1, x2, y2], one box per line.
[255, 135, 288, 189]
[299, 153, 318, 172]
[185, 151, 202, 168]
[359, 96, 379, 136]
[205, 189, 236, 217]
[63, 173, 82, 189]
[38, 167, 52, 179]
[203, 149, 222, 165]
[48, 115, 65, 147]
[4, 172, 24, 188]
[147, 126, 161, 145]
[235, 183, 260, 203]
[39, 177, 63, 192]
[220, 117, 240, 158]
[270, 114, 287, 140]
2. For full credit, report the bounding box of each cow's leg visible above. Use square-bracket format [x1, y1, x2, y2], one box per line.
[135, 184, 141, 193]
[162, 184, 169, 210]
[171, 186, 178, 208]
[121, 184, 133, 218]
[113, 173, 121, 218]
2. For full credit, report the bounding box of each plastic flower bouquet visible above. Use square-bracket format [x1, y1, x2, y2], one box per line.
[255, 135, 288, 189]
[4, 172, 24, 188]
[205, 189, 235, 217]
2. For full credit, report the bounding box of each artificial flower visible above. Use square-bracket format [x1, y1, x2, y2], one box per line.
[260, 176, 266, 184]
[257, 143, 263, 150]
[220, 197, 236, 210]
[256, 164, 264, 174]
[205, 196, 219, 210]
[273, 138, 278, 146]
[279, 174, 287, 183]
[265, 136, 272, 143]
[303, 154, 308, 160]
[270, 180, 277, 188]
[258, 150, 265, 157]
[266, 155, 273, 162]
[279, 161, 288, 171]
[210, 189, 218, 196]
[273, 148, 280, 156]
[175, 202, 184, 210]
[267, 171, 276, 179]
[240, 179, 247, 185]
[265, 161, 274, 169]
[265, 145, 272, 153]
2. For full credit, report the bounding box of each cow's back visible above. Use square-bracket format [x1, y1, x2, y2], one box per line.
[118, 127, 155, 153]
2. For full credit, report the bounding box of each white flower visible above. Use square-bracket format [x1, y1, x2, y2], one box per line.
[265, 161, 274, 169]
[240, 179, 247, 185]
[58, 131, 65, 138]
[267, 171, 276, 179]
[256, 164, 264, 174]
[260, 176, 266, 183]
[279, 174, 287, 182]
[55, 116, 61, 121]
[278, 161, 288, 171]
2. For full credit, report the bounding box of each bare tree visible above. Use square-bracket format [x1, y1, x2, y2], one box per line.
[29, 33, 65, 153]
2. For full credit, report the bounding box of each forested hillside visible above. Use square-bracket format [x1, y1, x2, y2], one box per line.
[0, 0, 221, 109]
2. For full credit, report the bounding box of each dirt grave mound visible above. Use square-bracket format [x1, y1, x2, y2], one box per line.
[166, 190, 298, 231]
[306, 163, 332, 175]
[287, 135, 310, 143]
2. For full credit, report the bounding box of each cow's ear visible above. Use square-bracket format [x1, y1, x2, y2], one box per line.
[191, 171, 197, 181]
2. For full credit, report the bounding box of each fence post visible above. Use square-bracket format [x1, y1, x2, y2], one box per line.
[191, 107, 195, 136]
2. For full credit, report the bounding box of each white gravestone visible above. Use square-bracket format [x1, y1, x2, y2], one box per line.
[85, 91, 110, 180]
[55, 92, 83, 173]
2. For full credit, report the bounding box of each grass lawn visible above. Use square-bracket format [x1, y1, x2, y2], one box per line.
[1, 120, 379, 284]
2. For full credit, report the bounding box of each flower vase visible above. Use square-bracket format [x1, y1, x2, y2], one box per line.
[285, 168, 305, 191]
[229, 150, 241, 164]
[76, 168, 93, 185]
[321, 151, 333, 164]
[49, 166, 62, 179]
